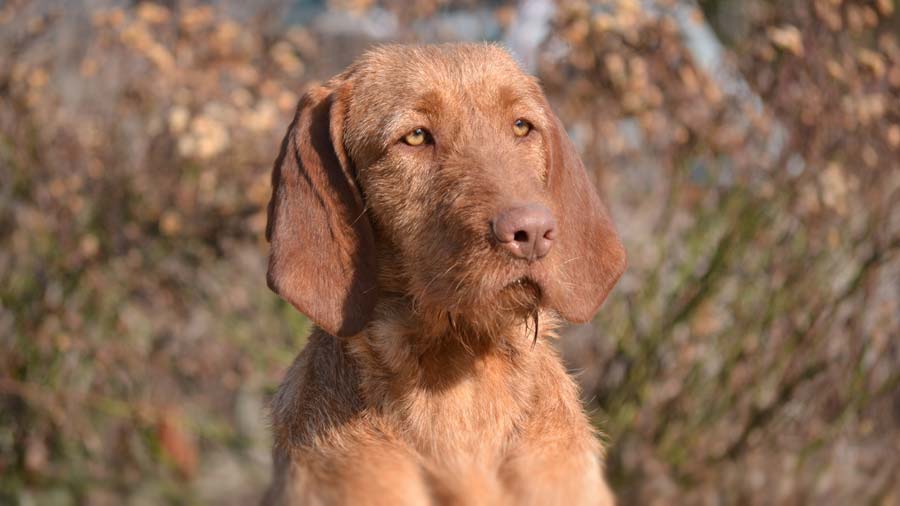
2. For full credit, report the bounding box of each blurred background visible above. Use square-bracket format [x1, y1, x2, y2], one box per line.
[1, 0, 898, 504]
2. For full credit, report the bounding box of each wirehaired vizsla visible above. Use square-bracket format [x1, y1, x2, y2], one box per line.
[263, 43, 626, 505]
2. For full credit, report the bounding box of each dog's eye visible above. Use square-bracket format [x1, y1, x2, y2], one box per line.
[513, 119, 532, 137]
[403, 128, 431, 146]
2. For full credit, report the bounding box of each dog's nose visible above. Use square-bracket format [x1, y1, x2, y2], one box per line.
[491, 204, 557, 261]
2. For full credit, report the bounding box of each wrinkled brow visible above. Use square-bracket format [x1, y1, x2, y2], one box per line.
[497, 84, 544, 120]
[383, 90, 444, 141]
[497, 85, 526, 110]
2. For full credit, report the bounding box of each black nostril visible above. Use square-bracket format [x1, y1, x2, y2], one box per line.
[513, 230, 529, 243]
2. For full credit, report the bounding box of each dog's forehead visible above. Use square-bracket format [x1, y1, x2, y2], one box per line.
[344, 44, 543, 144]
[355, 44, 527, 87]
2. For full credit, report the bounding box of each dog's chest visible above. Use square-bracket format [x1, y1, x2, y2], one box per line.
[394, 371, 532, 503]
[399, 367, 527, 461]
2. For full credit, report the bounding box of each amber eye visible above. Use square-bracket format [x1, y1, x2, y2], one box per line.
[513, 119, 532, 137]
[403, 128, 430, 146]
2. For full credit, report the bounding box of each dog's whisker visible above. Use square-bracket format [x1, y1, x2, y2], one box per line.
[415, 259, 462, 313]
[350, 205, 370, 227]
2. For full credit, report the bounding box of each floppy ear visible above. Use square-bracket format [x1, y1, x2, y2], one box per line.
[543, 109, 627, 323]
[265, 80, 376, 337]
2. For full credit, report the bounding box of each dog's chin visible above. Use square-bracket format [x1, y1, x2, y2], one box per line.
[496, 277, 543, 316]
[432, 277, 542, 340]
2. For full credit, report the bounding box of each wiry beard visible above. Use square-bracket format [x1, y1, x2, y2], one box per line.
[419, 277, 544, 351]
[504, 278, 542, 348]
[501, 277, 543, 314]
[375, 244, 550, 350]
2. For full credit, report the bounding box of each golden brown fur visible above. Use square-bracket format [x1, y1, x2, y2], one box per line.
[263, 43, 626, 505]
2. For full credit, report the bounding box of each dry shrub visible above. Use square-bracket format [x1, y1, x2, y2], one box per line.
[541, 1, 899, 503]
[0, 2, 317, 503]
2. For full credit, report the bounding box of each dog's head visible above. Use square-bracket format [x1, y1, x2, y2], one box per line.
[266, 44, 626, 338]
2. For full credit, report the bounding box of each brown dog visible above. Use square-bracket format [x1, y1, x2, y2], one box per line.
[263, 43, 626, 505]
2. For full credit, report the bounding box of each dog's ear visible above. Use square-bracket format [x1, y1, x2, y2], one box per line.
[542, 108, 626, 323]
[266, 79, 376, 337]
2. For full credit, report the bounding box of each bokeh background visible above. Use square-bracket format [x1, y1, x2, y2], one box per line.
[1, 0, 898, 504]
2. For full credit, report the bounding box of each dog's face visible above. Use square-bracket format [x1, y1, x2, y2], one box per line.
[266, 44, 625, 338]
[345, 46, 559, 328]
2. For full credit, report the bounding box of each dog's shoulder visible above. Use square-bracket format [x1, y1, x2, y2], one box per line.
[265, 330, 432, 505]
[269, 329, 363, 448]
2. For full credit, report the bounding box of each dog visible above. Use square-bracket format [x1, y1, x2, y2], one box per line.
[262, 43, 626, 505]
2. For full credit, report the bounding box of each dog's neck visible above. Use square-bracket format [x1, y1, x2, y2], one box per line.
[345, 295, 561, 460]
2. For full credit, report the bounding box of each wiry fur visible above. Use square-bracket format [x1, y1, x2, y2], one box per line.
[263, 43, 625, 505]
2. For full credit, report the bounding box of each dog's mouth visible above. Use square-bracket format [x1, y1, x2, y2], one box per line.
[507, 276, 541, 291]
[500, 276, 543, 309]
